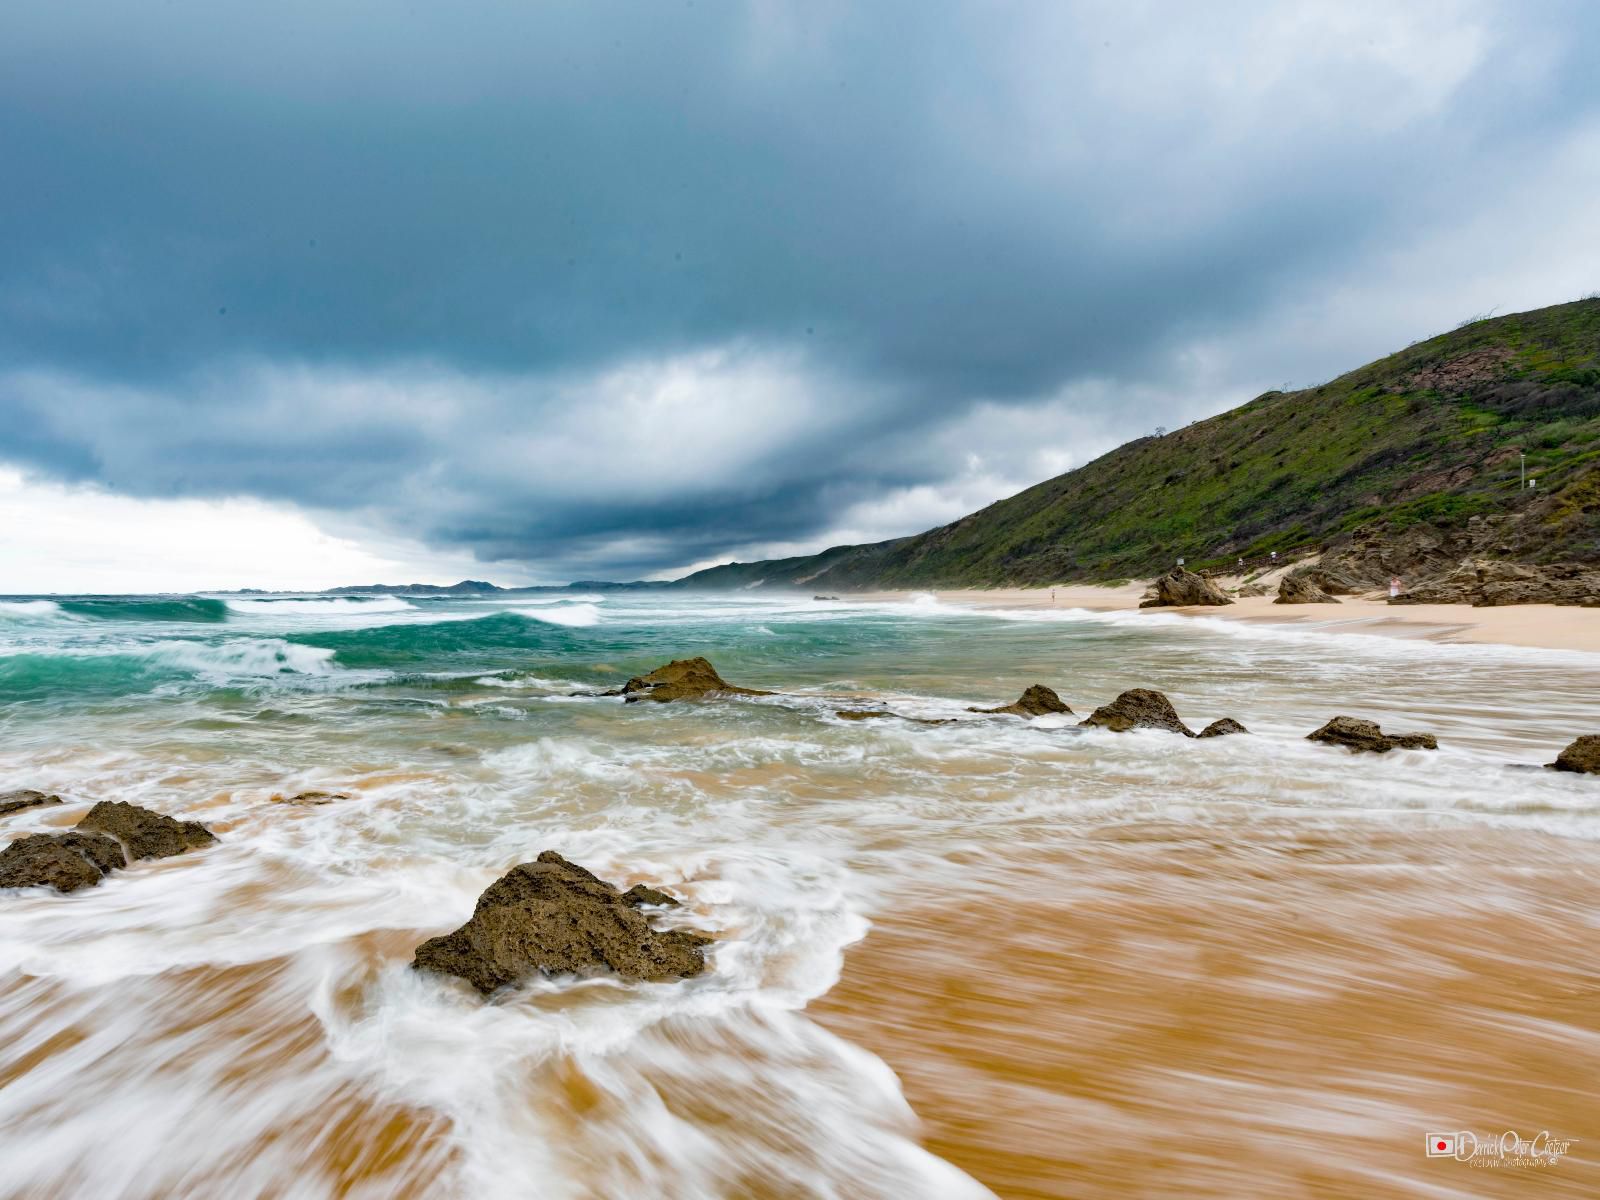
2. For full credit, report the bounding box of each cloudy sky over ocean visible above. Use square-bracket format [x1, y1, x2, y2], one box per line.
[3, 0, 1599, 589]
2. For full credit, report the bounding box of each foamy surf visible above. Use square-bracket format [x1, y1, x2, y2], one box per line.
[3, 587, 1599, 1197]
[225, 595, 417, 615]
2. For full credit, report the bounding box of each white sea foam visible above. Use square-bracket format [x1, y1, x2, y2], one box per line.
[144, 637, 344, 680]
[0, 599, 66, 620]
[511, 602, 602, 627]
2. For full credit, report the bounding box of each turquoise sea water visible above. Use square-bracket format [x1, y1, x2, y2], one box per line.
[2, 590, 1598, 1197]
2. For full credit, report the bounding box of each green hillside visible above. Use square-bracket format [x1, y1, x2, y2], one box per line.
[681, 297, 1600, 589]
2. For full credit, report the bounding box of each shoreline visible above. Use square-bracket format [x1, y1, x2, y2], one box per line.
[846, 584, 1600, 654]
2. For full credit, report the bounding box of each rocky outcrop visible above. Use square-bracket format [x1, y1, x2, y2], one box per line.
[0, 832, 126, 893]
[1080, 689, 1195, 736]
[1548, 735, 1600, 775]
[76, 801, 217, 860]
[0, 789, 63, 818]
[1198, 718, 1249, 738]
[967, 684, 1072, 717]
[615, 657, 771, 703]
[1275, 574, 1340, 604]
[1235, 583, 1270, 597]
[1307, 716, 1437, 753]
[1389, 560, 1600, 607]
[1315, 523, 1468, 592]
[1139, 568, 1234, 608]
[412, 851, 711, 994]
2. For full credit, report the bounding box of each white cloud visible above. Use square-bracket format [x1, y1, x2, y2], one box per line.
[0, 467, 515, 593]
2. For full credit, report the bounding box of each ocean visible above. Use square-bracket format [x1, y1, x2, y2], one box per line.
[2, 590, 1597, 1197]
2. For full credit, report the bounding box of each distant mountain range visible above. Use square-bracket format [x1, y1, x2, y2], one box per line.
[678, 297, 1600, 590]
[322, 579, 673, 595]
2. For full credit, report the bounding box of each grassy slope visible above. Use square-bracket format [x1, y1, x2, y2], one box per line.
[680, 298, 1600, 589]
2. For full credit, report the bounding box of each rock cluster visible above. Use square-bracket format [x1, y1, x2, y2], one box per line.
[1140, 567, 1234, 608]
[412, 850, 711, 994]
[1548, 735, 1600, 775]
[1, 801, 217, 893]
[613, 657, 771, 703]
[1306, 716, 1437, 753]
[1389, 560, 1600, 607]
[0, 789, 63, 818]
[1275, 573, 1340, 604]
[967, 684, 1072, 717]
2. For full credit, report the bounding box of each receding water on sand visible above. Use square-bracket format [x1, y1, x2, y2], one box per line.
[2, 592, 1598, 1197]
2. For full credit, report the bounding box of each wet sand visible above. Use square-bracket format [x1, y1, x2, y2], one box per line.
[852, 585, 1600, 653]
[813, 819, 1600, 1198]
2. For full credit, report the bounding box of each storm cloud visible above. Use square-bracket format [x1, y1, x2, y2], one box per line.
[3, 0, 1599, 580]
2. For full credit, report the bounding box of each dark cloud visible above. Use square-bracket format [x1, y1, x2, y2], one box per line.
[2, 1, 1598, 579]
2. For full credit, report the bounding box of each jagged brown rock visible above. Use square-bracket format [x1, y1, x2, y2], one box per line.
[75, 801, 217, 860]
[1139, 567, 1234, 608]
[1080, 689, 1195, 736]
[0, 832, 127, 893]
[615, 657, 771, 703]
[0, 790, 63, 818]
[1307, 716, 1437, 753]
[1198, 718, 1249, 738]
[1548, 735, 1600, 775]
[412, 850, 711, 994]
[1275, 574, 1340, 604]
[621, 883, 681, 908]
[967, 684, 1072, 717]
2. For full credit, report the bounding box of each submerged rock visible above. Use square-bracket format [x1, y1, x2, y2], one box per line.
[0, 789, 64, 819]
[75, 801, 218, 860]
[1080, 689, 1195, 736]
[616, 657, 771, 703]
[270, 790, 351, 806]
[1548, 735, 1600, 775]
[412, 850, 712, 995]
[0, 832, 126, 893]
[835, 708, 954, 726]
[1275, 574, 1340, 604]
[1140, 568, 1234, 608]
[1307, 716, 1437, 753]
[1198, 718, 1249, 738]
[967, 684, 1072, 718]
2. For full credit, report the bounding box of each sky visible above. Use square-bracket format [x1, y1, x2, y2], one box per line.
[2, 0, 1599, 591]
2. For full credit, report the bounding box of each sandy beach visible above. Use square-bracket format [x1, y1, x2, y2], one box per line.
[814, 821, 1600, 1199]
[849, 583, 1600, 654]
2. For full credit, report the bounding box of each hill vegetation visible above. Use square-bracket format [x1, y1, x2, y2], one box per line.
[680, 298, 1600, 589]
